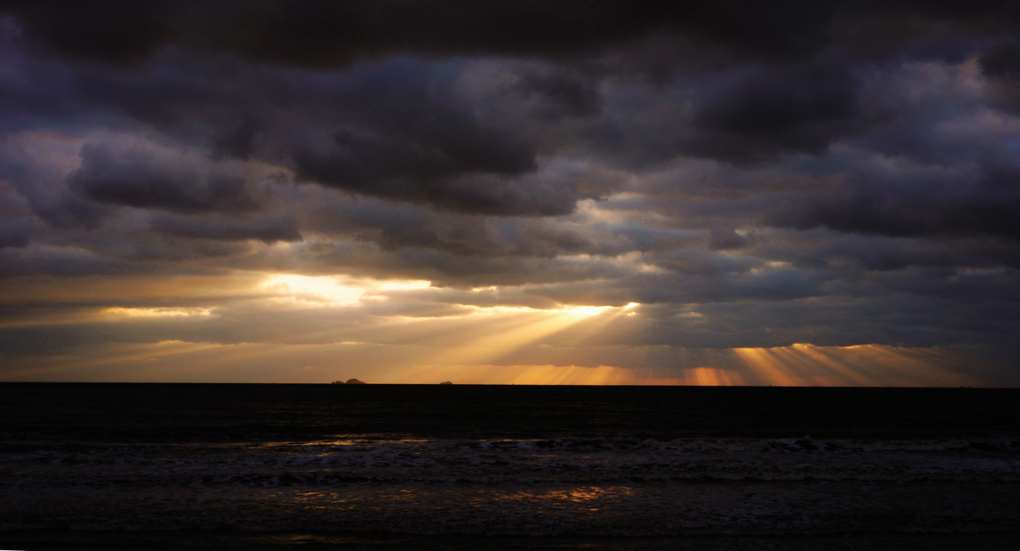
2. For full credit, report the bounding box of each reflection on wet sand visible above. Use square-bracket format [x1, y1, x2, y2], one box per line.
[261, 436, 432, 449]
[498, 486, 632, 504]
[284, 485, 637, 519]
[495, 486, 635, 513]
[293, 490, 356, 513]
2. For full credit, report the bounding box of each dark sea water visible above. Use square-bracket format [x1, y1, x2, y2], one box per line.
[2, 383, 1020, 549]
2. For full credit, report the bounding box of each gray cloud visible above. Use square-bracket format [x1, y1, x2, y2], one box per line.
[149, 213, 301, 243]
[69, 141, 274, 214]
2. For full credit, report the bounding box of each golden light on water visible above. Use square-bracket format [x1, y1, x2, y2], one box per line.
[496, 485, 635, 506]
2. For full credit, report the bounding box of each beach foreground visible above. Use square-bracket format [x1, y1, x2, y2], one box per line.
[3, 384, 1019, 549]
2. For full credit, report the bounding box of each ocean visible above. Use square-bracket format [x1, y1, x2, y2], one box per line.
[2, 383, 1019, 549]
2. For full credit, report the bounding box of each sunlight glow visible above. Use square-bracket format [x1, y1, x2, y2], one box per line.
[262, 274, 364, 305]
[408, 303, 630, 369]
[65, 277, 979, 387]
[391, 363, 642, 385]
[560, 305, 612, 318]
[375, 280, 433, 291]
[260, 274, 431, 306]
[733, 343, 971, 386]
[677, 366, 744, 386]
[102, 307, 212, 318]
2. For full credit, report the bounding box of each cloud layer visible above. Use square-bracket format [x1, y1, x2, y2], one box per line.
[1, 2, 1019, 384]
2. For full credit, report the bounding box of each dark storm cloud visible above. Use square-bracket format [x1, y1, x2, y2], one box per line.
[0, 49, 591, 216]
[3, 1, 835, 67]
[304, 197, 596, 257]
[0, 135, 109, 229]
[10, 1, 1020, 74]
[0, 218, 30, 248]
[689, 63, 861, 161]
[752, 229, 1020, 273]
[68, 141, 272, 214]
[149, 213, 301, 244]
[0, 245, 126, 277]
[1, 2, 1010, 217]
[980, 41, 1020, 113]
[511, 66, 603, 119]
[292, 127, 540, 215]
[772, 155, 1020, 239]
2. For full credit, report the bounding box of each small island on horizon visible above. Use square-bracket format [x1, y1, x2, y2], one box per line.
[331, 378, 366, 385]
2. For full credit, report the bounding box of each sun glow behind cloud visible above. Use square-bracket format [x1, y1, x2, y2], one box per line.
[260, 273, 431, 306]
[101, 307, 213, 318]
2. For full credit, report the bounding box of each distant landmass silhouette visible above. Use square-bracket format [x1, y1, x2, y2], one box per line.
[331, 378, 366, 385]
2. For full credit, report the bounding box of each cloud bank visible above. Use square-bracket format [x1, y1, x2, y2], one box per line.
[1, 2, 1019, 384]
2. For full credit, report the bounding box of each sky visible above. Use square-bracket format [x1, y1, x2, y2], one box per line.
[1, 1, 1019, 385]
